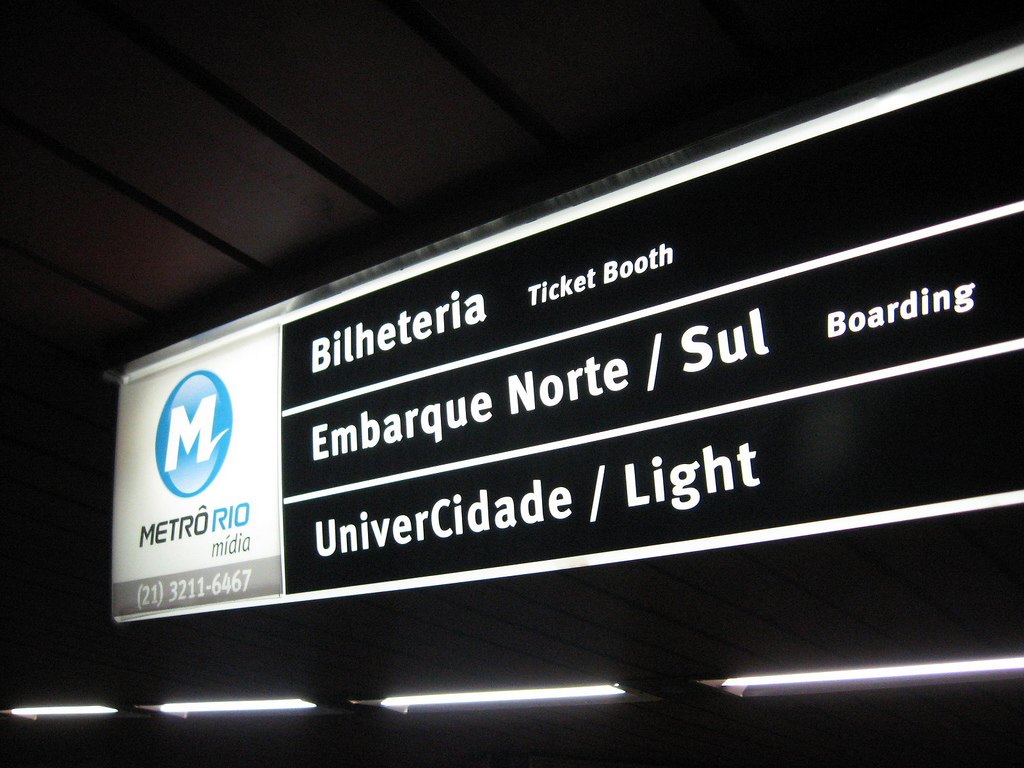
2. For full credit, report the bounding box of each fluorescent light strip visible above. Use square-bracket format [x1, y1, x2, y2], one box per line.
[9, 706, 117, 717]
[158, 699, 315, 714]
[282, 198, 1024, 417]
[284, 336, 1024, 505]
[281, 42, 1024, 325]
[378, 685, 625, 711]
[705, 656, 1024, 696]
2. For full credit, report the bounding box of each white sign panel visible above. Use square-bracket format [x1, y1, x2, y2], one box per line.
[111, 327, 283, 618]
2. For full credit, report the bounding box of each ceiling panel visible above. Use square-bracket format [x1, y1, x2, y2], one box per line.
[2, 388, 111, 477]
[0, 324, 117, 425]
[0, 125, 254, 323]
[0, 238, 149, 359]
[0, 440, 112, 522]
[0, 0, 378, 265]
[417, 0, 746, 140]
[842, 512, 1024, 653]
[113, 0, 545, 207]
[731, 0, 1013, 57]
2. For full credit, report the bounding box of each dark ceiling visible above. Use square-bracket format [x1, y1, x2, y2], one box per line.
[3, 2, 1024, 766]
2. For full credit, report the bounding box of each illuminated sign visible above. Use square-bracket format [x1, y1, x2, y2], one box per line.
[111, 41, 1024, 620]
[111, 330, 283, 618]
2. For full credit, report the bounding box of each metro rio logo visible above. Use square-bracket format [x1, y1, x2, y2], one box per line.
[155, 371, 232, 497]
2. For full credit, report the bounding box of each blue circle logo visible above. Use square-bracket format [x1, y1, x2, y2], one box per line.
[155, 371, 232, 497]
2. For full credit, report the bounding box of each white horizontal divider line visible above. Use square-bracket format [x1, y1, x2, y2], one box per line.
[277, 489, 1024, 606]
[585, 490, 1024, 577]
[283, 337, 1024, 505]
[282, 199, 1024, 418]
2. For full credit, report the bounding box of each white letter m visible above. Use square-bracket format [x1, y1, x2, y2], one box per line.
[164, 395, 229, 471]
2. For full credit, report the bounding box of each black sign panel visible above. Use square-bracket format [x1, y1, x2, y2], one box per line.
[280, 67, 1024, 596]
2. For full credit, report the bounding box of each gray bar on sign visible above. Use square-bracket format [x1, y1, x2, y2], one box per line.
[113, 556, 282, 618]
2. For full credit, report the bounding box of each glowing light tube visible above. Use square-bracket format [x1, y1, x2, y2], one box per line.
[8, 706, 117, 717]
[377, 684, 626, 712]
[157, 698, 316, 714]
[702, 656, 1024, 696]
